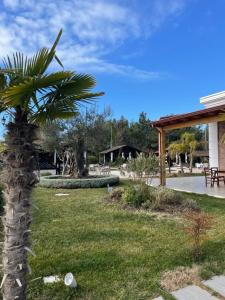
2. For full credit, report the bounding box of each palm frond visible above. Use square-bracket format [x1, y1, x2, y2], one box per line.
[0, 29, 104, 125]
[1, 71, 74, 107]
[32, 98, 78, 124]
[26, 29, 63, 76]
[75, 92, 104, 102]
[2, 30, 63, 79]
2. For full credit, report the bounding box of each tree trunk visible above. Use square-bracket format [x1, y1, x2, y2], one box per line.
[1, 111, 38, 300]
[189, 153, 193, 173]
[179, 155, 184, 173]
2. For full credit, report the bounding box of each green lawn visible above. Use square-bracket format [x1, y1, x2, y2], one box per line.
[27, 182, 225, 300]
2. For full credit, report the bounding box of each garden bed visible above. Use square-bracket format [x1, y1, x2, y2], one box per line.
[27, 182, 225, 299]
[39, 175, 119, 189]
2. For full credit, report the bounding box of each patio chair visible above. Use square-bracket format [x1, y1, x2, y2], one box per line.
[204, 167, 225, 187]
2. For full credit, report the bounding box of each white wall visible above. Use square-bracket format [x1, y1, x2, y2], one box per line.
[208, 122, 219, 167]
[200, 90, 225, 168]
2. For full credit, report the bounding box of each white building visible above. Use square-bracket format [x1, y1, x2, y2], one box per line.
[200, 91, 225, 169]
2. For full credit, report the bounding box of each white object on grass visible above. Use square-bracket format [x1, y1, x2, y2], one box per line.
[64, 273, 77, 288]
[55, 193, 69, 196]
[107, 184, 113, 193]
[43, 275, 61, 284]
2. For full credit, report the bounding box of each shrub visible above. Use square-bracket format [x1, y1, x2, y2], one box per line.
[111, 188, 123, 201]
[183, 212, 214, 259]
[122, 184, 153, 208]
[121, 184, 199, 213]
[141, 200, 152, 210]
[122, 185, 139, 207]
[105, 187, 124, 202]
[152, 187, 183, 210]
[127, 154, 159, 182]
[180, 199, 200, 212]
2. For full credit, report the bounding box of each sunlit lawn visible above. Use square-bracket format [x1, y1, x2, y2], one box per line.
[27, 182, 225, 300]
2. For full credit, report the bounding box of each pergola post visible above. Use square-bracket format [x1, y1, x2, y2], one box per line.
[158, 128, 166, 186]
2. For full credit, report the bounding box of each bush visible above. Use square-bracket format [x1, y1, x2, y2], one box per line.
[110, 188, 123, 201]
[122, 184, 153, 208]
[121, 184, 199, 213]
[39, 175, 119, 189]
[180, 199, 200, 212]
[127, 154, 159, 180]
[105, 187, 124, 202]
[152, 187, 183, 210]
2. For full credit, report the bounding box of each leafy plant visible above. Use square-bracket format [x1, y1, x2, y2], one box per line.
[152, 187, 183, 210]
[105, 187, 124, 202]
[128, 153, 159, 183]
[183, 212, 214, 259]
[122, 184, 199, 213]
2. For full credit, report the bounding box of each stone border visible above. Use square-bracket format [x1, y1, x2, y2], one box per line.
[39, 175, 120, 189]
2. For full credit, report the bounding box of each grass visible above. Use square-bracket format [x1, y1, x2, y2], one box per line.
[27, 181, 225, 299]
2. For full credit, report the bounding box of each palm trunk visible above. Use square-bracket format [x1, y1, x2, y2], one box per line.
[179, 155, 184, 173]
[1, 111, 38, 300]
[189, 153, 193, 173]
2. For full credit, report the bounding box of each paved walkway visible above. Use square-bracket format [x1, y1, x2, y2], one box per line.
[150, 176, 225, 198]
[153, 275, 225, 300]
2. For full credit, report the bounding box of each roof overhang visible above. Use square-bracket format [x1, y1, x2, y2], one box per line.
[200, 90, 225, 108]
[151, 103, 225, 131]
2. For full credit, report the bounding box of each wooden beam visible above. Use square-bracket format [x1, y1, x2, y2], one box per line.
[163, 115, 225, 131]
[158, 128, 166, 186]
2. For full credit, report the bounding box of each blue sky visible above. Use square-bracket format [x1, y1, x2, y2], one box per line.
[1, 0, 225, 126]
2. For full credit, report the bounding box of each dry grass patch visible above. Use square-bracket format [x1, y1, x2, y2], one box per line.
[160, 265, 201, 292]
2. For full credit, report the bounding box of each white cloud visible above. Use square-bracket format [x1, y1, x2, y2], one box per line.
[0, 0, 189, 80]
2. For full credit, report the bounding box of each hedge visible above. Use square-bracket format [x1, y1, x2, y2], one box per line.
[39, 175, 120, 189]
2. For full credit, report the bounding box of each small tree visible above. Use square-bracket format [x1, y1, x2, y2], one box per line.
[183, 212, 214, 259]
[128, 153, 159, 184]
[181, 132, 197, 173]
[169, 142, 185, 173]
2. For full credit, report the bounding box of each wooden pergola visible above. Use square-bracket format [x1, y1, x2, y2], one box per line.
[151, 104, 225, 186]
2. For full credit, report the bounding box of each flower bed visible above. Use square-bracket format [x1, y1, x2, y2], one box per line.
[39, 175, 119, 189]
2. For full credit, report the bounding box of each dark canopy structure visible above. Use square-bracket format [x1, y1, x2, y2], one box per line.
[100, 145, 143, 163]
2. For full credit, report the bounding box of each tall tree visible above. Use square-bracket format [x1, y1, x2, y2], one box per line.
[181, 132, 197, 173]
[169, 142, 186, 173]
[129, 112, 158, 151]
[0, 30, 103, 299]
[112, 116, 130, 146]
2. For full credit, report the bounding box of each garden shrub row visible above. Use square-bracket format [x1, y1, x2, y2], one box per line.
[39, 175, 119, 189]
[107, 184, 199, 213]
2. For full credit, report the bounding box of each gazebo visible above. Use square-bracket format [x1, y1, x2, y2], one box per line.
[100, 145, 143, 164]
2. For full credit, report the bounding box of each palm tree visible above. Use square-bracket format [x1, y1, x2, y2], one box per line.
[181, 132, 197, 173]
[169, 142, 185, 173]
[0, 30, 103, 300]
